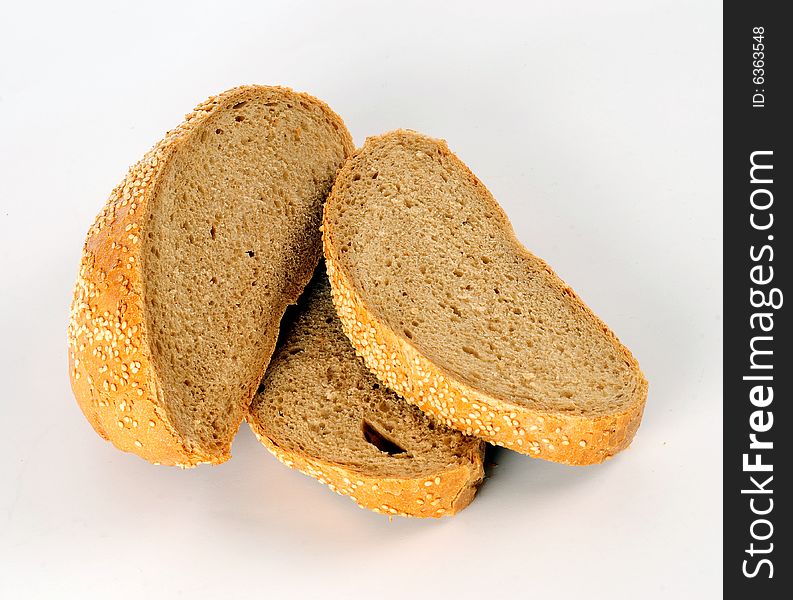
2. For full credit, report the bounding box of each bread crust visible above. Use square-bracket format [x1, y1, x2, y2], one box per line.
[323, 130, 648, 465]
[67, 86, 354, 467]
[246, 418, 485, 518]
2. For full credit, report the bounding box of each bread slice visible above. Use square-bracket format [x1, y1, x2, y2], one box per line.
[323, 130, 648, 465]
[68, 86, 354, 467]
[247, 268, 485, 517]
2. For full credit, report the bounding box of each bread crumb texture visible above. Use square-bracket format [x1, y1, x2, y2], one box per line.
[323, 130, 648, 465]
[68, 86, 353, 466]
[248, 269, 484, 517]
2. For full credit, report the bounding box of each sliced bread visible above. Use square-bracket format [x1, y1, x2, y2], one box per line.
[247, 268, 485, 517]
[323, 130, 648, 465]
[68, 86, 354, 466]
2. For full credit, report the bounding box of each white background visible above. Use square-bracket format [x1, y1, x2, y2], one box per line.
[0, 1, 722, 598]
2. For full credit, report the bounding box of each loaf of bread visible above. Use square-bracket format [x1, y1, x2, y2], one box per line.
[247, 268, 485, 517]
[323, 130, 648, 465]
[67, 86, 354, 467]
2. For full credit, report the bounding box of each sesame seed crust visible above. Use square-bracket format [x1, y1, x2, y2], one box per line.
[67, 85, 354, 467]
[322, 132, 648, 466]
[246, 418, 484, 518]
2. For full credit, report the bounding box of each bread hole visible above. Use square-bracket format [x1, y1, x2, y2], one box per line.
[453, 269, 463, 277]
[326, 366, 337, 382]
[215, 128, 223, 135]
[352, 174, 361, 181]
[210, 225, 216, 240]
[246, 250, 255, 258]
[235, 115, 245, 122]
[210, 276, 218, 284]
[371, 171, 379, 179]
[372, 383, 380, 390]
[232, 101, 247, 109]
[403, 328, 413, 340]
[462, 346, 481, 359]
[256, 383, 265, 395]
[481, 256, 492, 264]
[287, 347, 304, 355]
[362, 420, 407, 456]
[561, 390, 574, 398]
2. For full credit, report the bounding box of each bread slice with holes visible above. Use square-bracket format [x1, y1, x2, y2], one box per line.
[68, 86, 354, 467]
[323, 130, 648, 465]
[247, 268, 485, 517]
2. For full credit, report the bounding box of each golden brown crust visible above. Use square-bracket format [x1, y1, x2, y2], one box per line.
[246, 419, 485, 518]
[67, 86, 354, 467]
[322, 130, 648, 466]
